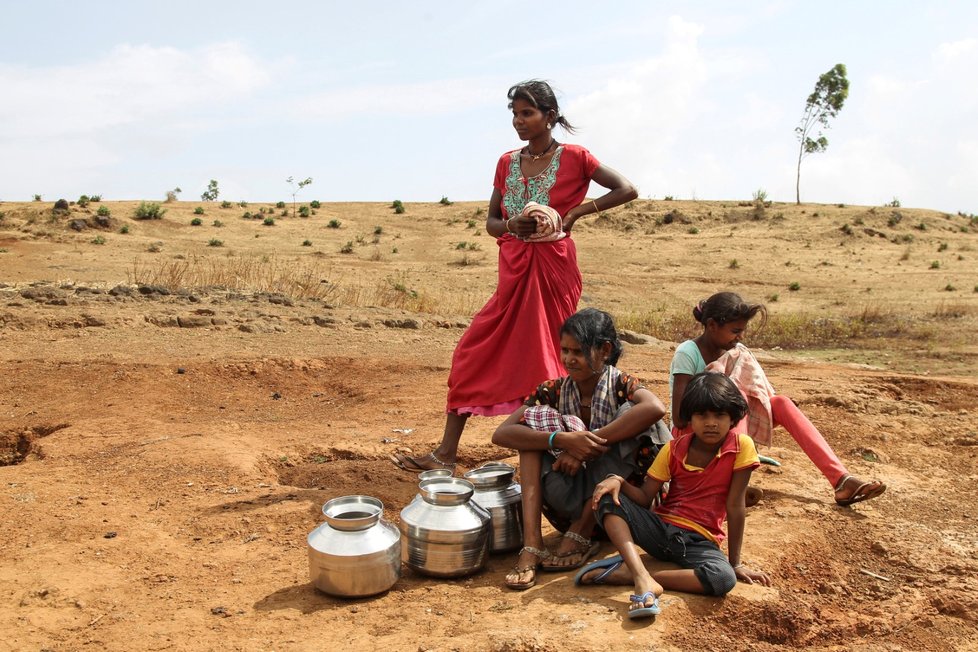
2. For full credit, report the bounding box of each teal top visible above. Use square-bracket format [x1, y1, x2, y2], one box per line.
[669, 339, 706, 406]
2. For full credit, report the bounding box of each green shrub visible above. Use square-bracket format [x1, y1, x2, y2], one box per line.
[467, 219, 477, 228]
[263, 217, 275, 226]
[391, 199, 403, 209]
[788, 282, 801, 291]
[91, 235, 106, 245]
[930, 260, 940, 269]
[220, 200, 233, 209]
[212, 220, 223, 227]
[767, 293, 779, 302]
[208, 238, 223, 247]
[238, 200, 247, 208]
[663, 195, 674, 201]
[374, 225, 383, 235]
[302, 239, 313, 247]
[276, 201, 286, 209]
[134, 202, 166, 220]
[33, 194, 42, 202]
[194, 206, 205, 215]
[328, 219, 341, 229]
[77, 195, 90, 208]
[298, 205, 310, 218]
[119, 224, 129, 234]
[191, 217, 203, 226]
[840, 223, 853, 235]
[394, 205, 405, 214]
[729, 259, 739, 269]
[886, 197, 901, 208]
[310, 200, 321, 209]
[439, 196, 453, 205]
[938, 242, 948, 252]
[943, 284, 956, 291]
[97, 205, 110, 217]
[340, 241, 354, 254]
[90, 194, 102, 202]
[687, 227, 700, 234]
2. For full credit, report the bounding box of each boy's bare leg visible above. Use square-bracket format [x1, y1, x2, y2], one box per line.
[601, 514, 662, 606]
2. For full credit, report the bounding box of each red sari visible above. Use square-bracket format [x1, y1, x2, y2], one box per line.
[446, 144, 599, 415]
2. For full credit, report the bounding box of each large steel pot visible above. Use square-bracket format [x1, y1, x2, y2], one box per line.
[308, 495, 401, 597]
[399, 477, 491, 578]
[464, 463, 523, 553]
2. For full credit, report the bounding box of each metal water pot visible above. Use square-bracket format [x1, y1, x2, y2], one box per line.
[399, 477, 491, 577]
[464, 463, 523, 553]
[308, 495, 401, 597]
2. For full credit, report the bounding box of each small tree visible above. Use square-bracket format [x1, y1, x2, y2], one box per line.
[795, 63, 849, 204]
[286, 176, 313, 218]
[165, 187, 182, 203]
[201, 179, 220, 202]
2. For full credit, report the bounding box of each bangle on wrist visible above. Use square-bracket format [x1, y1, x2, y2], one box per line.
[548, 431, 559, 448]
[591, 200, 600, 215]
[604, 473, 621, 482]
[505, 218, 514, 234]
[733, 563, 745, 569]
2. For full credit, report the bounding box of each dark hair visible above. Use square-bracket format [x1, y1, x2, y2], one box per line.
[692, 291, 767, 328]
[507, 79, 577, 134]
[560, 308, 622, 367]
[678, 372, 749, 424]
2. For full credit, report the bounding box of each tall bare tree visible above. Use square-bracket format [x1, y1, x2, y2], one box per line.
[795, 63, 849, 204]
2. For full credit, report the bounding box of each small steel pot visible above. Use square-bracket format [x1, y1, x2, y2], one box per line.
[307, 495, 401, 597]
[464, 463, 523, 553]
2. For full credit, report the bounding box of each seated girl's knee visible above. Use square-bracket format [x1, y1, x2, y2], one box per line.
[712, 564, 738, 596]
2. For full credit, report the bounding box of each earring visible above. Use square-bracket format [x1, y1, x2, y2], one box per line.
[547, 123, 552, 130]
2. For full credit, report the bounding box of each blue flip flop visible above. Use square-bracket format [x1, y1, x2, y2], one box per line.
[758, 454, 781, 467]
[627, 591, 661, 619]
[573, 554, 624, 586]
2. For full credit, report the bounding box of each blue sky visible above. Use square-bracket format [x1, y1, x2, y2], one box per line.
[1, 1, 975, 212]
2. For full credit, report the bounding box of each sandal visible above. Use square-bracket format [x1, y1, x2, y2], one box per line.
[390, 450, 456, 473]
[505, 546, 550, 591]
[574, 554, 625, 586]
[540, 531, 600, 572]
[627, 591, 661, 619]
[834, 474, 887, 506]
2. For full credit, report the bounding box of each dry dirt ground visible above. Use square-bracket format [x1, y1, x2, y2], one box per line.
[1, 198, 977, 651]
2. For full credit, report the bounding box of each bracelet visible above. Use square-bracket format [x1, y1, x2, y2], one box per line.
[548, 431, 559, 448]
[504, 218, 514, 234]
[733, 563, 745, 569]
[591, 200, 600, 215]
[604, 473, 621, 481]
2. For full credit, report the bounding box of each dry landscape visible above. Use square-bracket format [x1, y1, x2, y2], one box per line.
[1, 195, 977, 651]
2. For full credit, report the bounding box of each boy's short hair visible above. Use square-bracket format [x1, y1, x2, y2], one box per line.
[679, 372, 749, 424]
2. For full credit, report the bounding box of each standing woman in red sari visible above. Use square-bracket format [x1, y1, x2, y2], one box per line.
[393, 79, 638, 472]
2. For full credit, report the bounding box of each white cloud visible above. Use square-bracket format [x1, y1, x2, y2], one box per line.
[0, 42, 271, 138]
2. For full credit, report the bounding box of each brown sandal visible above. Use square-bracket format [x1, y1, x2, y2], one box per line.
[540, 531, 600, 571]
[390, 451, 456, 473]
[505, 546, 550, 590]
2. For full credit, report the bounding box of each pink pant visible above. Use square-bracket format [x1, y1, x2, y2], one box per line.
[673, 395, 848, 488]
